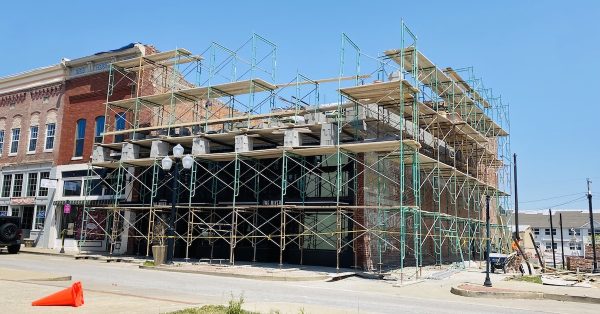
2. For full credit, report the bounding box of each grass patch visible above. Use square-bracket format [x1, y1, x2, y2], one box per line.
[511, 275, 542, 284]
[168, 295, 259, 314]
[143, 261, 155, 267]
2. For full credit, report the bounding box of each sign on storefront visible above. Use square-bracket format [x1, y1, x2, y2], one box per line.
[40, 178, 58, 189]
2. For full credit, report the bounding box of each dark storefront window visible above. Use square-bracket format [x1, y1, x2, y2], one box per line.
[60, 205, 80, 239]
[12, 174, 23, 197]
[2, 174, 11, 197]
[63, 180, 82, 197]
[27, 172, 38, 197]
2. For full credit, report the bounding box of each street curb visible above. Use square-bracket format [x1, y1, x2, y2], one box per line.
[20, 249, 143, 264]
[450, 286, 543, 300]
[22, 276, 73, 281]
[139, 265, 330, 282]
[19, 250, 74, 258]
[451, 285, 600, 304]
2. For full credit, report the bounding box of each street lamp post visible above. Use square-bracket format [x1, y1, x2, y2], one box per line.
[484, 195, 492, 287]
[160, 144, 194, 265]
[587, 179, 598, 273]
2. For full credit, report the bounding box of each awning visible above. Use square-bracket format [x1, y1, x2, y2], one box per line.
[53, 199, 114, 206]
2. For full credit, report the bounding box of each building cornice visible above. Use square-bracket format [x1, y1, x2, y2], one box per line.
[0, 64, 66, 96]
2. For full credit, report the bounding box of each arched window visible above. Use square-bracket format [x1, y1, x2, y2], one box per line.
[114, 112, 126, 143]
[74, 119, 86, 157]
[94, 116, 105, 143]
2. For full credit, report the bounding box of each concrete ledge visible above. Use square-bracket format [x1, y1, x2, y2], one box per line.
[451, 285, 543, 300]
[451, 284, 600, 304]
[0, 267, 72, 282]
[19, 249, 74, 258]
[139, 265, 330, 282]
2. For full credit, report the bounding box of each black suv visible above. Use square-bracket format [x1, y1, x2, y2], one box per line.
[0, 216, 22, 254]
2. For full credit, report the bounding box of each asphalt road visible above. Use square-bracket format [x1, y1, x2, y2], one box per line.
[0, 253, 596, 314]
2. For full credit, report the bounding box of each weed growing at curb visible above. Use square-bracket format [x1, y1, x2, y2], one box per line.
[510, 275, 542, 284]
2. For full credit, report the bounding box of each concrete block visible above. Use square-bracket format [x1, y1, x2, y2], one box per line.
[192, 137, 210, 154]
[235, 135, 254, 152]
[320, 123, 338, 146]
[121, 143, 140, 161]
[150, 141, 170, 158]
[345, 106, 367, 121]
[304, 112, 326, 125]
[283, 130, 303, 147]
[92, 146, 112, 163]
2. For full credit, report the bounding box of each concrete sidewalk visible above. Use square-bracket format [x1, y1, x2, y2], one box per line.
[451, 278, 600, 304]
[19, 247, 146, 263]
[140, 263, 342, 282]
[19, 247, 355, 282]
[0, 267, 71, 281]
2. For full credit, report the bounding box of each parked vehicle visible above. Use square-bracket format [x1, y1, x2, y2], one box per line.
[0, 216, 22, 254]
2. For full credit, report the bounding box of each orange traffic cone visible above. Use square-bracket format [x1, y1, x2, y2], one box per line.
[32, 281, 84, 307]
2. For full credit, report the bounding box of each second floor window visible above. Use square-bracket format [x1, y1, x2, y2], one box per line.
[74, 119, 86, 157]
[45, 123, 56, 150]
[0, 130, 4, 155]
[28, 126, 38, 152]
[10, 128, 20, 154]
[115, 112, 126, 143]
[95, 116, 105, 143]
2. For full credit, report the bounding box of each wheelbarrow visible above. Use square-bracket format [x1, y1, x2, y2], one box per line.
[489, 252, 517, 273]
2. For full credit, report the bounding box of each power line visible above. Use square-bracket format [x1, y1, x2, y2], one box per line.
[520, 192, 585, 203]
[521, 195, 587, 212]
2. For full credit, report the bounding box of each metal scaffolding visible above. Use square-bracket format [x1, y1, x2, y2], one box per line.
[79, 25, 511, 277]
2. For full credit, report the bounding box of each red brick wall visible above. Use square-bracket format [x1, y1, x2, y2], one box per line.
[58, 72, 132, 165]
[0, 83, 63, 166]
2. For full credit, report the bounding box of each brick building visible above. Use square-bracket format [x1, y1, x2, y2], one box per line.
[0, 64, 66, 247]
[47, 43, 155, 252]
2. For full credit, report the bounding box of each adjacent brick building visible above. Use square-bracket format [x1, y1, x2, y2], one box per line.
[0, 64, 66, 246]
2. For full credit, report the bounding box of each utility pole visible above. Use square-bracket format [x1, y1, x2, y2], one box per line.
[514, 154, 520, 240]
[549, 209, 557, 269]
[484, 195, 492, 287]
[587, 178, 598, 273]
[559, 213, 565, 269]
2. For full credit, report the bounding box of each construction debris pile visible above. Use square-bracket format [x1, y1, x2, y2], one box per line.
[566, 245, 600, 272]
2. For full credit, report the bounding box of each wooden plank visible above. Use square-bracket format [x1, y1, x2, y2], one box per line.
[112, 49, 195, 69]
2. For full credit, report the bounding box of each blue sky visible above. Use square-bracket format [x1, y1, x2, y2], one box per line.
[1, 1, 599, 211]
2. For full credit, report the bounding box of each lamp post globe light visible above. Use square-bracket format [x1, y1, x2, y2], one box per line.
[160, 144, 193, 264]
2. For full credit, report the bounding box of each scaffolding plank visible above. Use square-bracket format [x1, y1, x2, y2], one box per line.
[112, 49, 196, 69]
[339, 80, 418, 103]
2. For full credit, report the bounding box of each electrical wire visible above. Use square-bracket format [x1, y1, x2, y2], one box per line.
[521, 195, 587, 212]
[520, 192, 585, 203]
